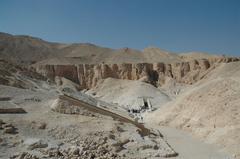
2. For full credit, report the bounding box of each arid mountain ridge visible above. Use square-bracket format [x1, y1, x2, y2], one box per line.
[1, 32, 237, 64]
[1, 32, 239, 89]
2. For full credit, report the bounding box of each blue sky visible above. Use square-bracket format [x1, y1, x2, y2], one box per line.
[0, 0, 239, 56]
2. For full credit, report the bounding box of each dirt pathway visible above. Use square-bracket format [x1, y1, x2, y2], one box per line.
[158, 126, 233, 159]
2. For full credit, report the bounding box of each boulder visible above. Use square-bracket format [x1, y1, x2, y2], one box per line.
[3, 127, 15, 134]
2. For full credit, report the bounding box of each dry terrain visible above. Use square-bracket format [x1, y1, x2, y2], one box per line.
[0, 32, 239, 159]
[145, 61, 240, 158]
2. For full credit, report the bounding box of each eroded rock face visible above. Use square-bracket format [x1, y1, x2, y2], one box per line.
[34, 57, 239, 89]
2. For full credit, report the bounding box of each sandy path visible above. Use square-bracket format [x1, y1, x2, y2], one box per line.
[158, 126, 233, 159]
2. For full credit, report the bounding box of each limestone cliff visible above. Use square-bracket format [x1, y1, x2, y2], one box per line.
[34, 57, 239, 89]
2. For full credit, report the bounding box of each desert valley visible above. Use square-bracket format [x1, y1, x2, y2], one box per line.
[0, 32, 240, 159]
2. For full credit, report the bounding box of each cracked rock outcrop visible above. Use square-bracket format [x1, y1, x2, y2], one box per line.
[34, 57, 239, 89]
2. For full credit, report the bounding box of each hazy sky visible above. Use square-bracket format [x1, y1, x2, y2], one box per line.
[0, 0, 239, 56]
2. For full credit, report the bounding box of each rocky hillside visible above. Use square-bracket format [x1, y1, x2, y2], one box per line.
[145, 61, 240, 158]
[0, 32, 61, 64]
[34, 57, 239, 89]
[1, 32, 182, 64]
[86, 78, 170, 109]
[0, 59, 46, 89]
[1, 32, 234, 65]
